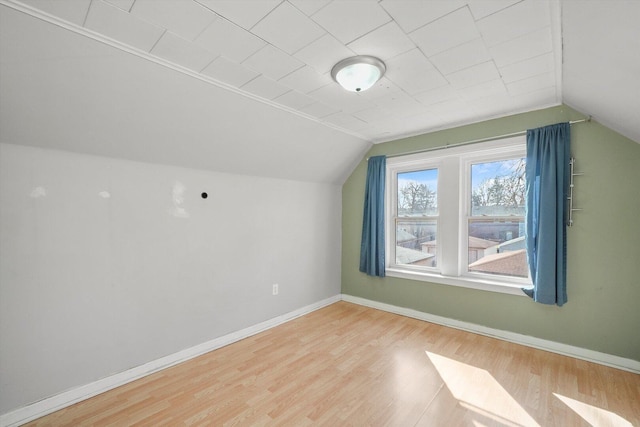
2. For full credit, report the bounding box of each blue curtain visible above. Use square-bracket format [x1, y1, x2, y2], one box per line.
[524, 123, 570, 306]
[360, 155, 386, 277]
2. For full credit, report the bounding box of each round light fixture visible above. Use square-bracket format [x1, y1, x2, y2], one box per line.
[331, 55, 386, 93]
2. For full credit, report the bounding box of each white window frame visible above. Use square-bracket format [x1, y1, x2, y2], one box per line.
[386, 136, 533, 296]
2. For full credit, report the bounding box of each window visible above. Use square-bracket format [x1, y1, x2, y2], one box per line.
[468, 158, 526, 278]
[386, 137, 532, 295]
[395, 168, 438, 268]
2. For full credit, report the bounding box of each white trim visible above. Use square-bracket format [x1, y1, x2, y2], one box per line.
[341, 294, 640, 374]
[386, 136, 532, 294]
[0, 295, 341, 427]
[386, 268, 530, 296]
[5, 293, 637, 426]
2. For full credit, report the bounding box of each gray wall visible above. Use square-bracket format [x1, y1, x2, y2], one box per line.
[0, 143, 342, 414]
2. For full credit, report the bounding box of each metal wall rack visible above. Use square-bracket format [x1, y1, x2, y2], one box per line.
[568, 158, 583, 227]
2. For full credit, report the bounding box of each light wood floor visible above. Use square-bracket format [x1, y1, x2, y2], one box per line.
[27, 302, 639, 426]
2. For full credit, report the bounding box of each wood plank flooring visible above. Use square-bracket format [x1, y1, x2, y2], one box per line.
[26, 302, 640, 426]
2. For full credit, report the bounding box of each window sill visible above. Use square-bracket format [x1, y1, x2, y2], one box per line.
[386, 268, 532, 297]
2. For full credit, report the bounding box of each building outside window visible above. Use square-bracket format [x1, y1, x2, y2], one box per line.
[386, 137, 532, 295]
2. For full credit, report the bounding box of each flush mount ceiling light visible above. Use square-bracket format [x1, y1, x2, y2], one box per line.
[331, 55, 386, 93]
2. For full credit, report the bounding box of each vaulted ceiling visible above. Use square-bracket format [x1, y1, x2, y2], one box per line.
[1, 0, 638, 183]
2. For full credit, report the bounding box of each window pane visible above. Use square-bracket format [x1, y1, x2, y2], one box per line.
[396, 220, 437, 267]
[467, 218, 528, 278]
[471, 159, 525, 216]
[398, 169, 438, 216]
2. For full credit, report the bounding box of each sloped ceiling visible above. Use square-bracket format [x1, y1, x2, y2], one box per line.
[0, 3, 370, 184]
[561, 0, 640, 144]
[0, 0, 638, 184]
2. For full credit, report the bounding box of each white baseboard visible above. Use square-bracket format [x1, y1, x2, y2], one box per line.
[341, 294, 640, 374]
[4, 293, 637, 426]
[0, 295, 341, 427]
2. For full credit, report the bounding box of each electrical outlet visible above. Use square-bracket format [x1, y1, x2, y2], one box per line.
[272, 284, 279, 295]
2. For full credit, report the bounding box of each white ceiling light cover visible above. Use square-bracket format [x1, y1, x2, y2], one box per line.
[331, 56, 386, 92]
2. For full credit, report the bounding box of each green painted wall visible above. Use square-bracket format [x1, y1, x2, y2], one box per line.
[341, 105, 640, 362]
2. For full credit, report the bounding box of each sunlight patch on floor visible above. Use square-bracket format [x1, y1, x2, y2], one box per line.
[426, 351, 540, 427]
[554, 393, 633, 427]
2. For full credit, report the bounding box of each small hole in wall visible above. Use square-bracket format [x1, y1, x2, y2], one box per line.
[201, 192, 208, 199]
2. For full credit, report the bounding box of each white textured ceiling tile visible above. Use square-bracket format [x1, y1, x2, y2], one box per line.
[277, 66, 332, 93]
[341, 99, 378, 115]
[468, 96, 515, 118]
[299, 102, 339, 118]
[428, 98, 469, 117]
[366, 112, 440, 140]
[356, 77, 403, 101]
[457, 79, 507, 101]
[201, 56, 259, 87]
[308, 83, 373, 114]
[357, 126, 387, 141]
[242, 45, 304, 80]
[385, 49, 447, 94]
[389, 68, 448, 95]
[409, 115, 449, 134]
[311, 1, 391, 44]
[477, 0, 551, 47]
[426, 98, 476, 116]
[410, 7, 480, 56]
[322, 112, 364, 128]
[103, 0, 134, 12]
[506, 72, 555, 96]
[467, 0, 520, 20]
[289, 0, 331, 16]
[373, 91, 425, 114]
[446, 61, 500, 89]
[150, 32, 216, 72]
[499, 53, 555, 83]
[353, 106, 394, 123]
[252, 2, 325, 54]
[437, 113, 481, 128]
[308, 83, 358, 108]
[273, 90, 316, 110]
[429, 38, 490, 75]
[131, 0, 217, 41]
[385, 48, 435, 77]
[414, 85, 459, 106]
[240, 75, 290, 100]
[195, 0, 281, 30]
[391, 68, 448, 95]
[336, 118, 370, 133]
[85, 0, 164, 52]
[392, 101, 431, 118]
[347, 21, 415, 60]
[470, 91, 513, 107]
[294, 34, 354, 74]
[489, 27, 552, 67]
[380, 0, 466, 33]
[4, 0, 574, 150]
[511, 86, 558, 108]
[195, 18, 265, 63]
[18, 0, 91, 26]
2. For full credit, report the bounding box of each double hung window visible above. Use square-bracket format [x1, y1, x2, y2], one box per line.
[386, 137, 532, 294]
